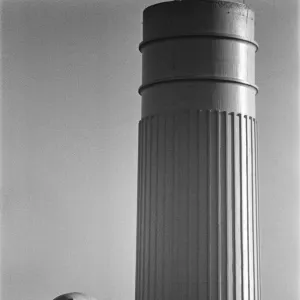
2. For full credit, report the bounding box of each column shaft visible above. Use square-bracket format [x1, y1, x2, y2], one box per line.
[135, 110, 260, 300]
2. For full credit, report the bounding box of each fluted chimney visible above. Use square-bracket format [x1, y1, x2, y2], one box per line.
[135, 1, 261, 299]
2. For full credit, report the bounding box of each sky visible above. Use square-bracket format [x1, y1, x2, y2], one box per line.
[1, 0, 299, 300]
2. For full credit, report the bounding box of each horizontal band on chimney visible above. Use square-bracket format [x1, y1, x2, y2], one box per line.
[139, 33, 259, 52]
[138, 76, 259, 95]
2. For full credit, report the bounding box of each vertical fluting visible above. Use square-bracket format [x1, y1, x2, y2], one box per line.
[255, 121, 262, 300]
[136, 110, 259, 300]
[226, 113, 233, 300]
[251, 119, 258, 300]
[135, 121, 141, 300]
[234, 114, 242, 300]
[247, 118, 254, 300]
[220, 112, 227, 300]
[209, 111, 218, 300]
[164, 114, 174, 300]
[197, 110, 208, 298]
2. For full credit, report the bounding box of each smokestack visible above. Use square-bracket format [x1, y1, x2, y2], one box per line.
[135, 0, 261, 299]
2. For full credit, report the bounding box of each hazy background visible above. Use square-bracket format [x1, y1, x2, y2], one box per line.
[1, 0, 299, 299]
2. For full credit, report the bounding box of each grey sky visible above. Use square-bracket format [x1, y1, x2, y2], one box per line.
[1, 0, 299, 300]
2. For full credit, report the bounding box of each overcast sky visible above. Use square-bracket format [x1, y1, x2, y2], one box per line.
[1, 0, 300, 300]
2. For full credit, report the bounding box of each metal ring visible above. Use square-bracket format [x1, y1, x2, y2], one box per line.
[139, 33, 259, 52]
[138, 76, 259, 95]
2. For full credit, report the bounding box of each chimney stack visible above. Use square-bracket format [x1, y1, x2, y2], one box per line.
[135, 1, 261, 299]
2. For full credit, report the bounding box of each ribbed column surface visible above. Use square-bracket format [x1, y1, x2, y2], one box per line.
[135, 110, 261, 300]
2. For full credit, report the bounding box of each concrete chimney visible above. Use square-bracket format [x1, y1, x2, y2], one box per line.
[135, 1, 261, 299]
